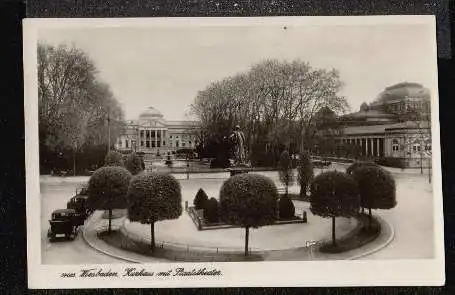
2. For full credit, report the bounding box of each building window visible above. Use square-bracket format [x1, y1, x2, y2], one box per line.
[126, 140, 129, 148]
[170, 135, 172, 138]
[157, 141, 161, 148]
[146, 141, 150, 148]
[176, 136, 179, 138]
[140, 130, 144, 137]
[189, 141, 192, 145]
[152, 141, 156, 148]
[425, 144, 431, 151]
[163, 140, 166, 146]
[413, 144, 421, 153]
[176, 141, 179, 147]
[392, 139, 399, 152]
[151, 130, 155, 137]
[141, 141, 144, 147]
[182, 143, 186, 147]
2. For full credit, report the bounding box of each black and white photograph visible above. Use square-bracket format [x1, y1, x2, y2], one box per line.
[24, 16, 444, 288]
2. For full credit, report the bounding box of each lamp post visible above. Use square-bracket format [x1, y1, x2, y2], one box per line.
[107, 112, 111, 152]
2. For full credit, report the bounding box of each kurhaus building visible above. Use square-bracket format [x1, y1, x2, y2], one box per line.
[114, 107, 199, 155]
[336, 82, 432, 168]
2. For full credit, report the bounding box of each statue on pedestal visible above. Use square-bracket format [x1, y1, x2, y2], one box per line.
[228, 125, 247, 167]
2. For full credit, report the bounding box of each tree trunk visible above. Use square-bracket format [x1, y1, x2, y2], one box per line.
[150, 221, 155, 250]
[285, 184, 289, 197]
[108, 209, 112, 234]
[368, 208, 372, 229]
[361, 207, 364, 214]
[331, 216, 336, 246]
[244, 226, 250, 256]
[73, 149, 76, 176]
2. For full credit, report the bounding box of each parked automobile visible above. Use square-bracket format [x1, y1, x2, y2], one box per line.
[67, 184, 92, 220]
[47, 209, 79, 241]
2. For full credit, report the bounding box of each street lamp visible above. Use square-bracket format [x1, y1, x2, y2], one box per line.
[107, 112, 111, 152]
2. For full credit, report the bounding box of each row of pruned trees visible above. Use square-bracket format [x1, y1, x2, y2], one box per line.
[38, 43, 125, 175]
[190, 59, 349, 166]
[87, 150, 396, 256]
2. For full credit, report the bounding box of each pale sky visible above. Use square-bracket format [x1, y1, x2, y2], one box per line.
[38, 22, 436, 121]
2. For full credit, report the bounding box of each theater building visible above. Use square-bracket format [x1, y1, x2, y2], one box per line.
[114, 107, 199, 155]
[337, 82, 432, 168]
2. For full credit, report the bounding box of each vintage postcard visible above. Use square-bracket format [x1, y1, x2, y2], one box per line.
[24, 16, 444, 288]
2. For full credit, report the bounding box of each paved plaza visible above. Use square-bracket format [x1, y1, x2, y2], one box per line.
[40, 164, 435, 264]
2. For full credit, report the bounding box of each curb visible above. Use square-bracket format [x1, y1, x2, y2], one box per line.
[82, 213, 142, 264]
[347, 214, 395, 260]
[82, 211, 395, 263]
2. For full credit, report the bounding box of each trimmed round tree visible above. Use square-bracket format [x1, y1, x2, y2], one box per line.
[193, 188, 209, 210]
[278, 150, 294, 196]
[351, 166, 396, 228]
[346, 161, 379, 213]
[87, 166, 132, 233]
[127, 173, 182, 250]
[298, 151, 314, 199]
[310, 171, 360, 246]
[204, 197, 220, 223]
[104, 150, 124, 167]
[125, 152, 144, 175]
[219, 173, 278, 256]
[279, 194, 295, 220]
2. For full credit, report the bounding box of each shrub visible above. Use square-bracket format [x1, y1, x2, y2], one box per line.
[87, 166, 132, 233]
[346, 161, 379, 175]
[210, 156, 230, 168]
[278, 150, 294, 195]
[375, 157, 405, 169]
[204, 197, 220, 223]
[279, 194, 295, 219]
[351, 166, 396, 227]
[298, 151, 313, 198]
[127, 172, 182, 249]
[193, 188, 209, 210]
[310, 171, 360, 245]
[220, 173, 278, 256]
[104, 150, 124, 167]
[125, 152, 144, 175]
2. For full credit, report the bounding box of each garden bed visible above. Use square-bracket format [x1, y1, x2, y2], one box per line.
[186, 206, 307, 231]
[318, 213, 381, 254]
[98, 229, 264, 262]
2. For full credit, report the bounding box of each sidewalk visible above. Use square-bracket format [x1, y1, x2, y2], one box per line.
[82, 211, 394, 263]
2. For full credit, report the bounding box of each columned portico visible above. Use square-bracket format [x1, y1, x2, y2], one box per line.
[115, 106, 199, 155]
[341, 135, 385, 158]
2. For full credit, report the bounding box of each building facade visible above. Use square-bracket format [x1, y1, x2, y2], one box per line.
[114, 107, 199, 155]
[336, 82, 432, 168]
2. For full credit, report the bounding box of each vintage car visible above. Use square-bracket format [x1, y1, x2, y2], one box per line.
[47, 209, 79, 241]
[66, 184, 92, 220]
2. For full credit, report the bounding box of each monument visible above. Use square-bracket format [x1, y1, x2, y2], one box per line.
[226, 125, 252, 176]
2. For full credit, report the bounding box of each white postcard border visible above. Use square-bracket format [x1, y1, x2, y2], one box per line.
[24, 16, 445, 289]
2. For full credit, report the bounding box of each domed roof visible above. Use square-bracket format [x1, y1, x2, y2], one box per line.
[139, 107, 163, 119]
[375, 82, 430, 103]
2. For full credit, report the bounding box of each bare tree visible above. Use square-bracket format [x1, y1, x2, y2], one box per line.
[190, 59, 349, 164]
[38, 43, 125, 174]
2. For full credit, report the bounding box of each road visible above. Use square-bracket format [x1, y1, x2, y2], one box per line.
[41, 180, 127, 264]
